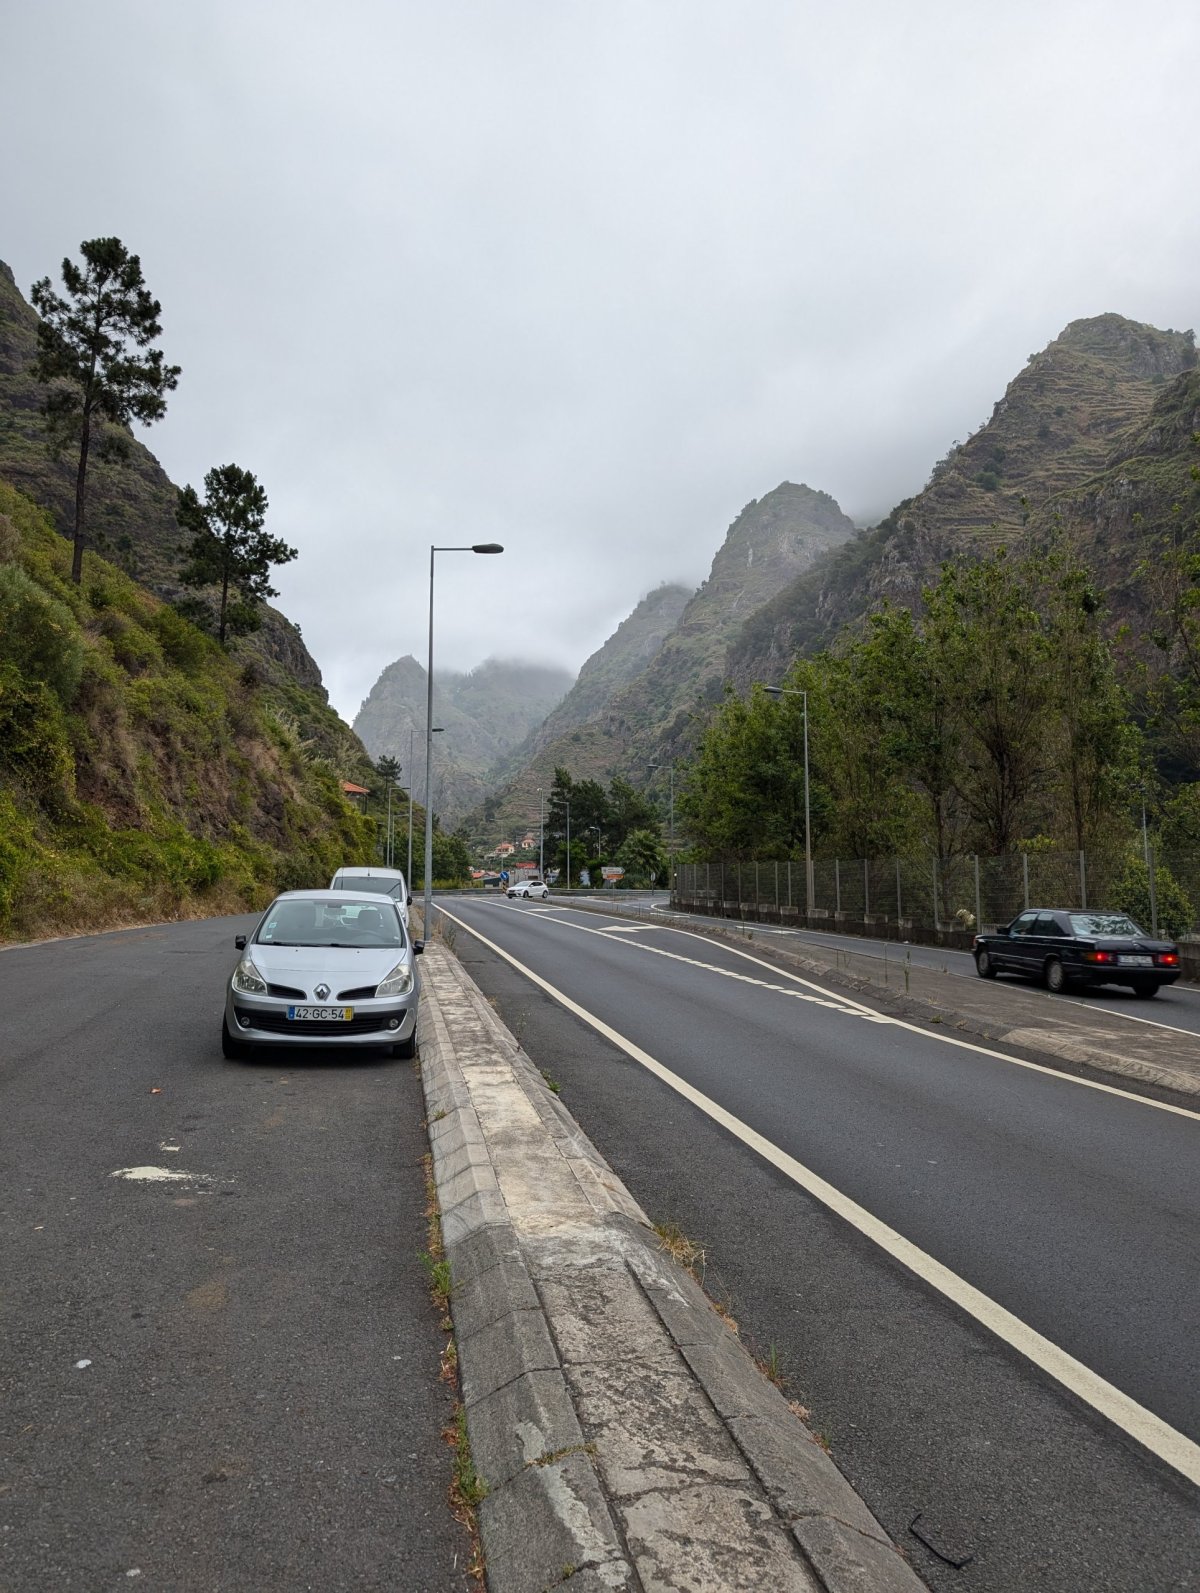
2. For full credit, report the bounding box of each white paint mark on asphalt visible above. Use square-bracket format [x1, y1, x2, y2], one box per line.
[110, 1166, 211, 1184]
[75, 1359, 92, 1369]
[159, 1142, 182, 1152]
[437, 904, 1200, 1490]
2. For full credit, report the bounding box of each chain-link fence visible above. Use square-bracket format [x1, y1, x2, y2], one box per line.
[673, 846, 1191, 945]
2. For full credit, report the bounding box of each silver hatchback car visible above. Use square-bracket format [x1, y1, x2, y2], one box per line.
[222, 890, 423, 1060]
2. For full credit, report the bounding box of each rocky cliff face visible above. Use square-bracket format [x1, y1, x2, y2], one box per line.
[462, 482, 856, 837]
[728, 314, 1198, 687]
[353, 654, 573, 826]
[0, 259, 325, 692]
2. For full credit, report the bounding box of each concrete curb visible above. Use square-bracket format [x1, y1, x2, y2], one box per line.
[418, 942, 926, 1593]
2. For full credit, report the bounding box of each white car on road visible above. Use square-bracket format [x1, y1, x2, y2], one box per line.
[507, 879, 549, 900]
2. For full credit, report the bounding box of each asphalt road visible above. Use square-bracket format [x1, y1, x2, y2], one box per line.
[549, 890, 1200, 1037]
[441, 894, 1200, 1593]
[1, 918, 472, 1593]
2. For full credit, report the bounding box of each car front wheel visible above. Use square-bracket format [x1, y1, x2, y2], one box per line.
[1044, 957, 1068, 994]
[975, 948, 996, 979]
[221, 1018, 250, 1059]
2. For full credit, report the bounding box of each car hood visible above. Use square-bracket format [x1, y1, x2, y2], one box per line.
[245, 945, 410, 982]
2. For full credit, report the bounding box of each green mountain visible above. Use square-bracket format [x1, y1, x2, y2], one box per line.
[0, 258, 364, 772]
[0, 479, 373, 941]
[353, 655, 574, 828]
[728, 314, 1198, 685]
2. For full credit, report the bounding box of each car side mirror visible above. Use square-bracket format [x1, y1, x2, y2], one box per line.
[235, 935, 247, 949]
[413, 940, 425, 956]
[407, 894, 413, 906]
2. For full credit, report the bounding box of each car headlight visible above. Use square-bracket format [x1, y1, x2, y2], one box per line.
[232, 957, 267, 995]
[376, 960, 414, 998]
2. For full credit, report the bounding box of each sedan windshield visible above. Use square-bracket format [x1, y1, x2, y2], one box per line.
[256, 899, 404, 948]
[1068, 912, 1146, 939]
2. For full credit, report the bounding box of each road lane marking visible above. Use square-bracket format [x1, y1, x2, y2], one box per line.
[435, 902, 1200, 1489]
[641, 908, 1200, 1039]
[468, 902, 1200, 1122]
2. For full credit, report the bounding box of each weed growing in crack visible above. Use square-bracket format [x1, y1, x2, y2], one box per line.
[540, 1068, 561, 1095]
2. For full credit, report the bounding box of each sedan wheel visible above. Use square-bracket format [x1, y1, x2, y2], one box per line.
[975, 948, 996, 979]
[1044, 957, 1067, 994]
[1131, 978, 1160, 999]
[393, 1032, 417, 1058]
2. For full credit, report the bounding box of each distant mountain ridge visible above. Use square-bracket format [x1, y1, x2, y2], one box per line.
[728, 313, 1198, 687]
[464, 482, 857, 837]
[353, 655, 573, 827]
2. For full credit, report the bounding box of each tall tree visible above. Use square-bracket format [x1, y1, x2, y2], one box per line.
[177, 464, 297, 645]
[30, 238, 180, 584]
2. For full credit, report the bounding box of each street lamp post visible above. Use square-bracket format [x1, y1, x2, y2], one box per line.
[424, 543, 503, 933]
[565, 801, 571, 891]
[538, 788, 544, 878]
[761, 685, 812, 917]
[406, 725, 415, 895]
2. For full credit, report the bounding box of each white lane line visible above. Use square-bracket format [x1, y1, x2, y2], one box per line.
[435, 903, 1200, 1489]
[470, 904, 1200, 1122]
[638, 911, 1200, 1037]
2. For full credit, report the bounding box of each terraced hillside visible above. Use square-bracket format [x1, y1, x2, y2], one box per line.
[729, 314, 1197, 686]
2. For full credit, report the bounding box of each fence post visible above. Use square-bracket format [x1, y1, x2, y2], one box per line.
[974, 854, 981, 933]
[932, 858, 940, 931]
[787, 861, 792, 910]
[895, 857, 903, 922]
[1022, 854, 1030, 911]
[1079, 850, 1087, 910]
[835, 859, 841, 914]
[754, 862, 760, 912]
[864, 857, 870, 919]
[706, 862, 711, 905]
[1149, 844, 1159, 938]
[775, 861, 779, 911]
[737, 862, 742, 915]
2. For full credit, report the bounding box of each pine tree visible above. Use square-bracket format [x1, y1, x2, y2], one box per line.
[31, 238, 180, 584]
[177, 464, 297, 644]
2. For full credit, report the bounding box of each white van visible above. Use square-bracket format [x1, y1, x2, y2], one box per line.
[330, 866, 411, 927]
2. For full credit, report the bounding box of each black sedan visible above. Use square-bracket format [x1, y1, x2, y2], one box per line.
[972, 908, 1181, 998]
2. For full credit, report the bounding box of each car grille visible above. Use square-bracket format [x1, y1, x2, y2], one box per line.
[337, 985, 379, 1001]
[235, 1007, 394, 1036]
[266, 982, 307, 1000]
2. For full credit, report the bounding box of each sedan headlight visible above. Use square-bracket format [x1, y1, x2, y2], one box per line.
[232, 957, 267, 994]
[376, 960, 414, 998]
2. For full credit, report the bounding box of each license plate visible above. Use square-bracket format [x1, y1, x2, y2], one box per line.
[1117, 955, 1152, 967]
[287, 1005, 354, 1021]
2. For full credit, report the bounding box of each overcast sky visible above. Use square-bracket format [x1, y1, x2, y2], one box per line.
[5, 1, 1198, 722]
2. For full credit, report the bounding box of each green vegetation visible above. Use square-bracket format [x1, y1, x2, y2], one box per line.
[0, 479, 372, 942]
[544, 769, 664, 884]
[30, 238, 180, 584]
[679, 545, 1142, 865]
[177, 462, 297, 644]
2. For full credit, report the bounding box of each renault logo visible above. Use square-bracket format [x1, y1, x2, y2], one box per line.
[315, 983, 330, 1001]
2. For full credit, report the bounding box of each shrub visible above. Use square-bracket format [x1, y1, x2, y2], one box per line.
[0, 564, 85, 704]
[1110, 853, 1194, 940]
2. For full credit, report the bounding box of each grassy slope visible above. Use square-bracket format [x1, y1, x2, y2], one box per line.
[0, 480, 373, 941]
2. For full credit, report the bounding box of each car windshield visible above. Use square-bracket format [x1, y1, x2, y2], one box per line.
[1068, 912, 1146, 938]
[256, 899, 405, 948]
[333, 873, 405, 900]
